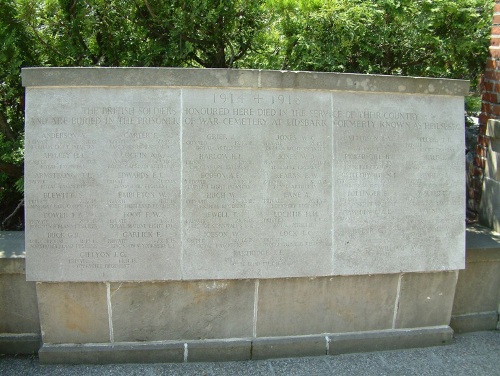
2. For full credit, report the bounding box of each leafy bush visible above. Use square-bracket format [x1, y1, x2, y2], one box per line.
[0, 0, 494, 229]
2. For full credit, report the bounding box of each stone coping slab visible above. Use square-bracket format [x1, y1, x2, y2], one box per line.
[22, 68, 469, 96]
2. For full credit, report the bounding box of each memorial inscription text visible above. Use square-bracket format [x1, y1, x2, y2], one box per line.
[24, 86, 465, 281]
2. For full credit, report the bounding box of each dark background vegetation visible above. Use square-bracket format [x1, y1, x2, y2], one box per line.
[0, 0, 494, 230]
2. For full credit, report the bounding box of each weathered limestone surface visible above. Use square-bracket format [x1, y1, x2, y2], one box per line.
[36, 282, 110, 344]
[0, 231, 40, 354]
[0, 273, 39, 333]
[394, 271, 458, 329]
[256, 275, 398, 337]
[480, 119, 500, 231]
[110, 280, 255, 341]
[451, 224, 500, 333]
[22, 68, 467, 281]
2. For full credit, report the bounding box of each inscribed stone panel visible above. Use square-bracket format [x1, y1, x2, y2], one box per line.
[182, 88, 332, 279]
[332, 92, 465, 275]
[25, 88, 181, 281]
[22, 68, 467, 281]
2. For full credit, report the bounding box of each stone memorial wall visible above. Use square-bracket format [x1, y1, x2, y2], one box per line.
[23, 68, 467, 281]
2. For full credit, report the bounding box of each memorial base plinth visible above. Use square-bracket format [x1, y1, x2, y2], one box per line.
[32, 270, 460, 364]
[38, 327, 453, 364]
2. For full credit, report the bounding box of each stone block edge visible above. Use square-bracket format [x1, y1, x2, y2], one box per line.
[450, 312, 500, 333]
[328, 326, 453, 355]
[37, 326, 454, 364]
[21, 68, 469, 96]
[0, 333, 41, 355]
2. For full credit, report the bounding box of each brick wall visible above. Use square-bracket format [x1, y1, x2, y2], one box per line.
[468, 0, 500, 221]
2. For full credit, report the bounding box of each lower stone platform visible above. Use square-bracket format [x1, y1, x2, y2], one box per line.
[38, 326, 453, 364]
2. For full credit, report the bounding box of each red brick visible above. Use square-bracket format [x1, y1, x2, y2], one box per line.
[478, 134, 490, 147]
[483, 69, 500, 80]
[485, 58, 500, 69]
[475, 156, 486, 169]
[483, 81, 494, 92]
[494, 15, 500, 24]
[488, 47, 500, 58]
[491, 103, 500, 116]
[491, 36, 500, 47]
[482, 102, 492, 113]
[476, 146, 487, 157]
[479, 123, 488, 134]
[483, 93, 499, 103]
[492, 26, 500, 35]
[479, 113, 491, 127]
[494, 3, 500, 12]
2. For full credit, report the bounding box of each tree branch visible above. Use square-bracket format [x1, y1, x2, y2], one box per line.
[0, 112, 15, 141]
[0, 162, 23, 179]
[143, 0, 157, 19]
[232, 41, 252, 64]
[27, 19, 67, 60]
[63, 2, 99, 65]
[1, 199, 23, 230]
[179, 32, 212, 47]
[188, 51, 209, 68]
[228, 41, 236, 67]
[281, 38, 299, 70]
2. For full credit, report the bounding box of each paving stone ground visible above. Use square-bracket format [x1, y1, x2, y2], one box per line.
[1, 331, 499, 376]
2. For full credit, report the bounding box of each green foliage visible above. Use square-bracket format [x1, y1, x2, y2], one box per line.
[14, 0, 149, 66]
[465, 95, 482, 114]
[0, 1, 30, 218]
[245, 0, 493, 80]
[0, 0, 495, 229]
[134, 0, 266, 67]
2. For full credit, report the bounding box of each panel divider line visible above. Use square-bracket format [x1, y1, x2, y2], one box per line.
[253, 279, 260, 338]
[392, 273, 403, 329]
[183, 343, 188, 362]
[180, 89, 184, 278]
[330, 93, 335, 273]
[106, 282, 114, 342]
